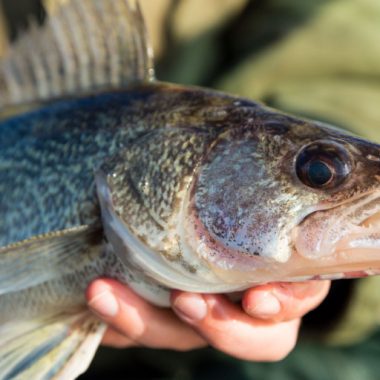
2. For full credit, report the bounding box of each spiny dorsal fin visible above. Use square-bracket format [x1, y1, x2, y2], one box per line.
[0, 0, 154, 110]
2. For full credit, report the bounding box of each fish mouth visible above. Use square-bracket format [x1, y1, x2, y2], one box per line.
[291, 190, 380, 279]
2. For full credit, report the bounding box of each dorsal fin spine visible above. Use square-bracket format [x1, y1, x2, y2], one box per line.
[0, 0, 155, 110]
[69, 2, 92, 89]
[28, 22, 49, 99]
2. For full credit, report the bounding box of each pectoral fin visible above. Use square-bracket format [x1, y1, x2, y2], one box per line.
[0, 224, 102, 295]
[0, 312, 106, 380]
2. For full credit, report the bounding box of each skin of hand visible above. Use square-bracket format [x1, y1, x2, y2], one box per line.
[86, 279, 330, 361]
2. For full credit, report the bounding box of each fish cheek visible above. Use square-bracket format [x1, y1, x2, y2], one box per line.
[191, 135, 294, 264]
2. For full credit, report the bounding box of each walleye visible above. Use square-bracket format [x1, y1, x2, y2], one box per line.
[1, 0, 380, 378]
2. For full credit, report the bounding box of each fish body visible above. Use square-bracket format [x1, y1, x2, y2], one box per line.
[1, 0, 380, 379]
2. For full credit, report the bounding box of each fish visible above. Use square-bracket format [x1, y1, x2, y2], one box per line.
[1, 0, 380, 378]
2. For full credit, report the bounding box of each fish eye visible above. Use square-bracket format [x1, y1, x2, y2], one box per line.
[295, 140, 351, 189]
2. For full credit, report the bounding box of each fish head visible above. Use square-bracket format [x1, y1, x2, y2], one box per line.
[96, 87, 380, 290]
[183, 108, 380, 284]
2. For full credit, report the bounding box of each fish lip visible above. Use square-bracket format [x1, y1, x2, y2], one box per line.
[293, 189, 380, 273]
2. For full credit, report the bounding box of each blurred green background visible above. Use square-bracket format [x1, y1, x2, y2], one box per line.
[2, 0, 380, 379]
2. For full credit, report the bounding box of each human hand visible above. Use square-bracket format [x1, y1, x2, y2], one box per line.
[86, 279, 330, 361]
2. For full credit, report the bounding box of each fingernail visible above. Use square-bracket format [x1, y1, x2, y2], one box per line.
[172, 293, 207, 322]
[88, 290, 119, 317]
[247, 291, 281, 318]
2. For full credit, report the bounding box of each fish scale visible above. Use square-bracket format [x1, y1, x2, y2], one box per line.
[0, 88, 193, 245]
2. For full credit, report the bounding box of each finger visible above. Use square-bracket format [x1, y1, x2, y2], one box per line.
[242, 281, 331, 322]
[171, 292, 300, 361]
[86, 278, 207, 351]
[102, 327, 138, 348]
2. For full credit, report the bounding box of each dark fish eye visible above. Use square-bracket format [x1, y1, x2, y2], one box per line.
[306, 160, 333, 186]
[295, 140, 351, 189]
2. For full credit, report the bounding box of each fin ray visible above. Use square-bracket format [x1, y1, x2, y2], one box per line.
[0, 313, 105, 380]
[0, 0, 154, 109]
[0, 225, 102, 295]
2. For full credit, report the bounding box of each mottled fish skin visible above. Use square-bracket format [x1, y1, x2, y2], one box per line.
[0, 82, 256, 247]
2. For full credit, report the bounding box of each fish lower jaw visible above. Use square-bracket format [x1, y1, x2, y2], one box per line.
[283, 245, 380, 282]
